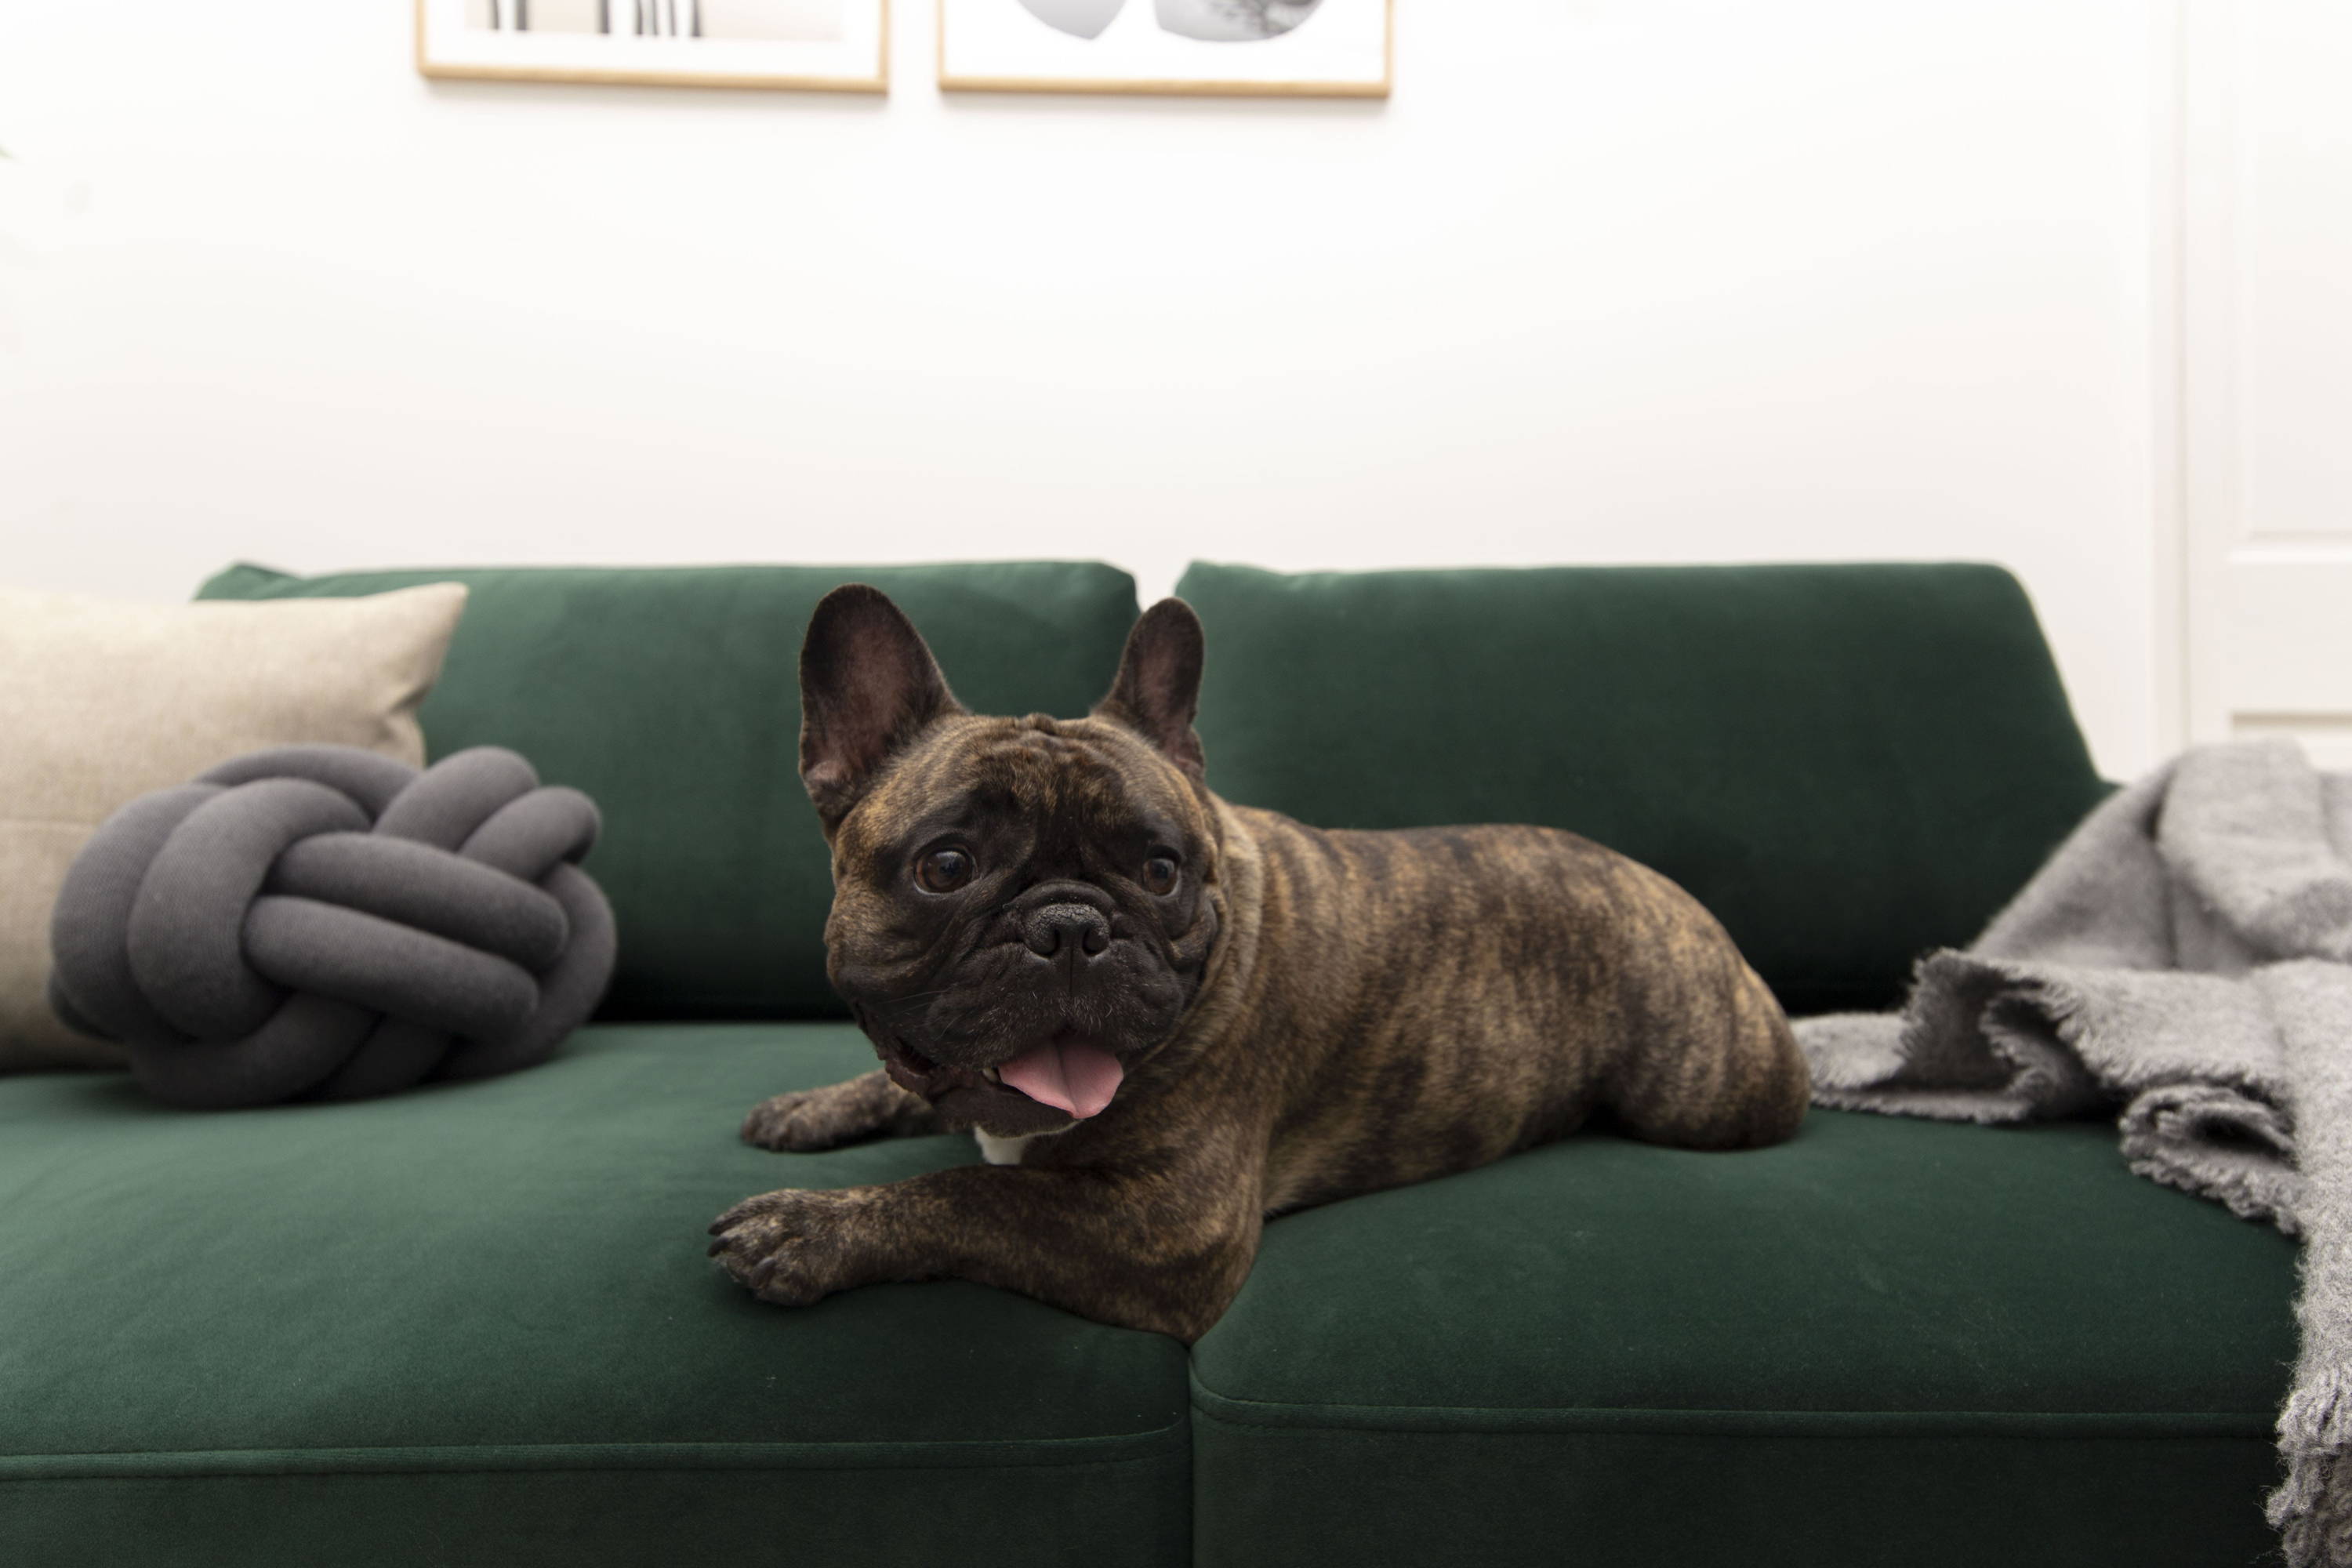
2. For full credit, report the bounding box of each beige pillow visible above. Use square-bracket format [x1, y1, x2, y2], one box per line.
[0, 583, 468, 1071]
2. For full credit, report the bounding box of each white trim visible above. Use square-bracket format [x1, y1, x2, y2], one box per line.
[2149, 0, 2189, 760]
[2177, 0, 2242, 750]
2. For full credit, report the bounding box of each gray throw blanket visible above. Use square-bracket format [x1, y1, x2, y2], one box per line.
[1795, 739, 2352, 1566]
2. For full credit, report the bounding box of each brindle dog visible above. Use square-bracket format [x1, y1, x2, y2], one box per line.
[708, 586, 1809, 1341]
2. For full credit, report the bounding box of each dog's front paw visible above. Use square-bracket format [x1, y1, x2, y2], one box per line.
[742, 1088, 862, 1152]
[741, 1071, 932, 1151]
[706, 1189, 874, 1307]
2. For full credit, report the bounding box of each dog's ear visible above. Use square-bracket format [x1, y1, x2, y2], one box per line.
[1094, 598, 1206, 781]
[800, 586, 964, 827]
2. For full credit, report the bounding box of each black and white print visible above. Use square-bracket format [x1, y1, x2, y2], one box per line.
[1016, 0, 1325, 43]
[466, 0, 845, 41]
[942, 0, 1388, 96]
[417, 0, 883, 89]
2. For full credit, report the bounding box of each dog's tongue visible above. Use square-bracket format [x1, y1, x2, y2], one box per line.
[997, 1040, 1124, 1120]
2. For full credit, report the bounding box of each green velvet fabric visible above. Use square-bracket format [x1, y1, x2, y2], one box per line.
[1191, 1109, 2296, 1567]
[196, 562, 1142, 1021]
[1173, 561, 2111, 1016]
[0, 1025, 1189, 1568]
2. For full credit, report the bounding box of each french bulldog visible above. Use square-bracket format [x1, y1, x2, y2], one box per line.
[708, 586, 1809, 1341]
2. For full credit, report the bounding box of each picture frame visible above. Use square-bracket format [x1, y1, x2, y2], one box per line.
[414, 0, 891, 93]
[937, 0, 1392, 99]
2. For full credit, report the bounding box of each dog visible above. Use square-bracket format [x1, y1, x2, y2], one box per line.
[708, 586, 1809, 1341]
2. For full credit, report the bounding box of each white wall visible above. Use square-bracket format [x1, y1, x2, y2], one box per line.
[0, 1, 2162, 775]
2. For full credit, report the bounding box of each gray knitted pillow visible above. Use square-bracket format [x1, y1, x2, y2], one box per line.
[47, 744, 616, 1108]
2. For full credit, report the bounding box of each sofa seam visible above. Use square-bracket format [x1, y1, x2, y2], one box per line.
[0, 1422, 1191, 1483]
[1186, 1379, 2276, 1440]
[0, 1453, 1179, 1484]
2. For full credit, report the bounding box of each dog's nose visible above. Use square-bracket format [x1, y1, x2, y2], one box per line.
[1023, 903, 1111, 960]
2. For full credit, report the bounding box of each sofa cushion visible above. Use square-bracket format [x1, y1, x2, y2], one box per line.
[0, 1023, 1189, 1568]
[1189, 1109, 2296, 1568]
[198, 563, 1141, 1020]
[0, 583, 465, 1072]
[1174, 561, 2111, 1016]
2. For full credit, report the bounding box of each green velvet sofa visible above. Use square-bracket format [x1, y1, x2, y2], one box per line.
[0, 560, 2296, 1568]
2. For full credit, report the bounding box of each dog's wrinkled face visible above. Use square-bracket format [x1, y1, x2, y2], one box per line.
[798, 589, 1221, 1137]
[828, 713, 1220, 1134]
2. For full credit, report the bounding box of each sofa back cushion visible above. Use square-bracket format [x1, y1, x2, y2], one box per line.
[1173, 561, 2107, 1016]
[200, 563, 1140, 1019]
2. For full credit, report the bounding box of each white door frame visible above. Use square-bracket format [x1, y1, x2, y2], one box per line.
[2151, 0, 2245, 761]
[2160, 0, 2352, 770]
[2150, 0, 2190, 758]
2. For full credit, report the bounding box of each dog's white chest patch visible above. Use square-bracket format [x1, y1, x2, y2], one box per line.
[975, 1130, 1035, 1167]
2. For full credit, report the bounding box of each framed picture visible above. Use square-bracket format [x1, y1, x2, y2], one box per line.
[415, 0, 890, 93]
[938, 0, 1392, 98]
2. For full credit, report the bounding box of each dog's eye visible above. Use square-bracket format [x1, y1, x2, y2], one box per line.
[915, 848, 975, 894]
[1141, 854, 1181, 896]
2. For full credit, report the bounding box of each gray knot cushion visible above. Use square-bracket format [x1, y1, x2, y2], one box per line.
[46, 744, 617, 1108]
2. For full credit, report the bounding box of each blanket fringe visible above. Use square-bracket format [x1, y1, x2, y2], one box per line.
[2122, 1147, 2303, 1235]
[2274, 1373, 2352, 1566]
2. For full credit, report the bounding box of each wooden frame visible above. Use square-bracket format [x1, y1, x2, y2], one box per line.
[415, 0, 891, 93]
[937, 0, 1392, 99]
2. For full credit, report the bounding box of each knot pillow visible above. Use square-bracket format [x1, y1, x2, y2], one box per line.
[48, 744, 616, 1108]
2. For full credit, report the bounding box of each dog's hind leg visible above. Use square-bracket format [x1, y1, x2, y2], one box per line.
[1605, 959, 1810, 1152]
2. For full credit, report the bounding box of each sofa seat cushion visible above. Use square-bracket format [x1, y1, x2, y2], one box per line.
[1189, 1109, 2296, 1568]
[198, 563, 1142, 1022]
[1174, 562, 2112, 1016]
[0, 1024, 1189, 1568]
